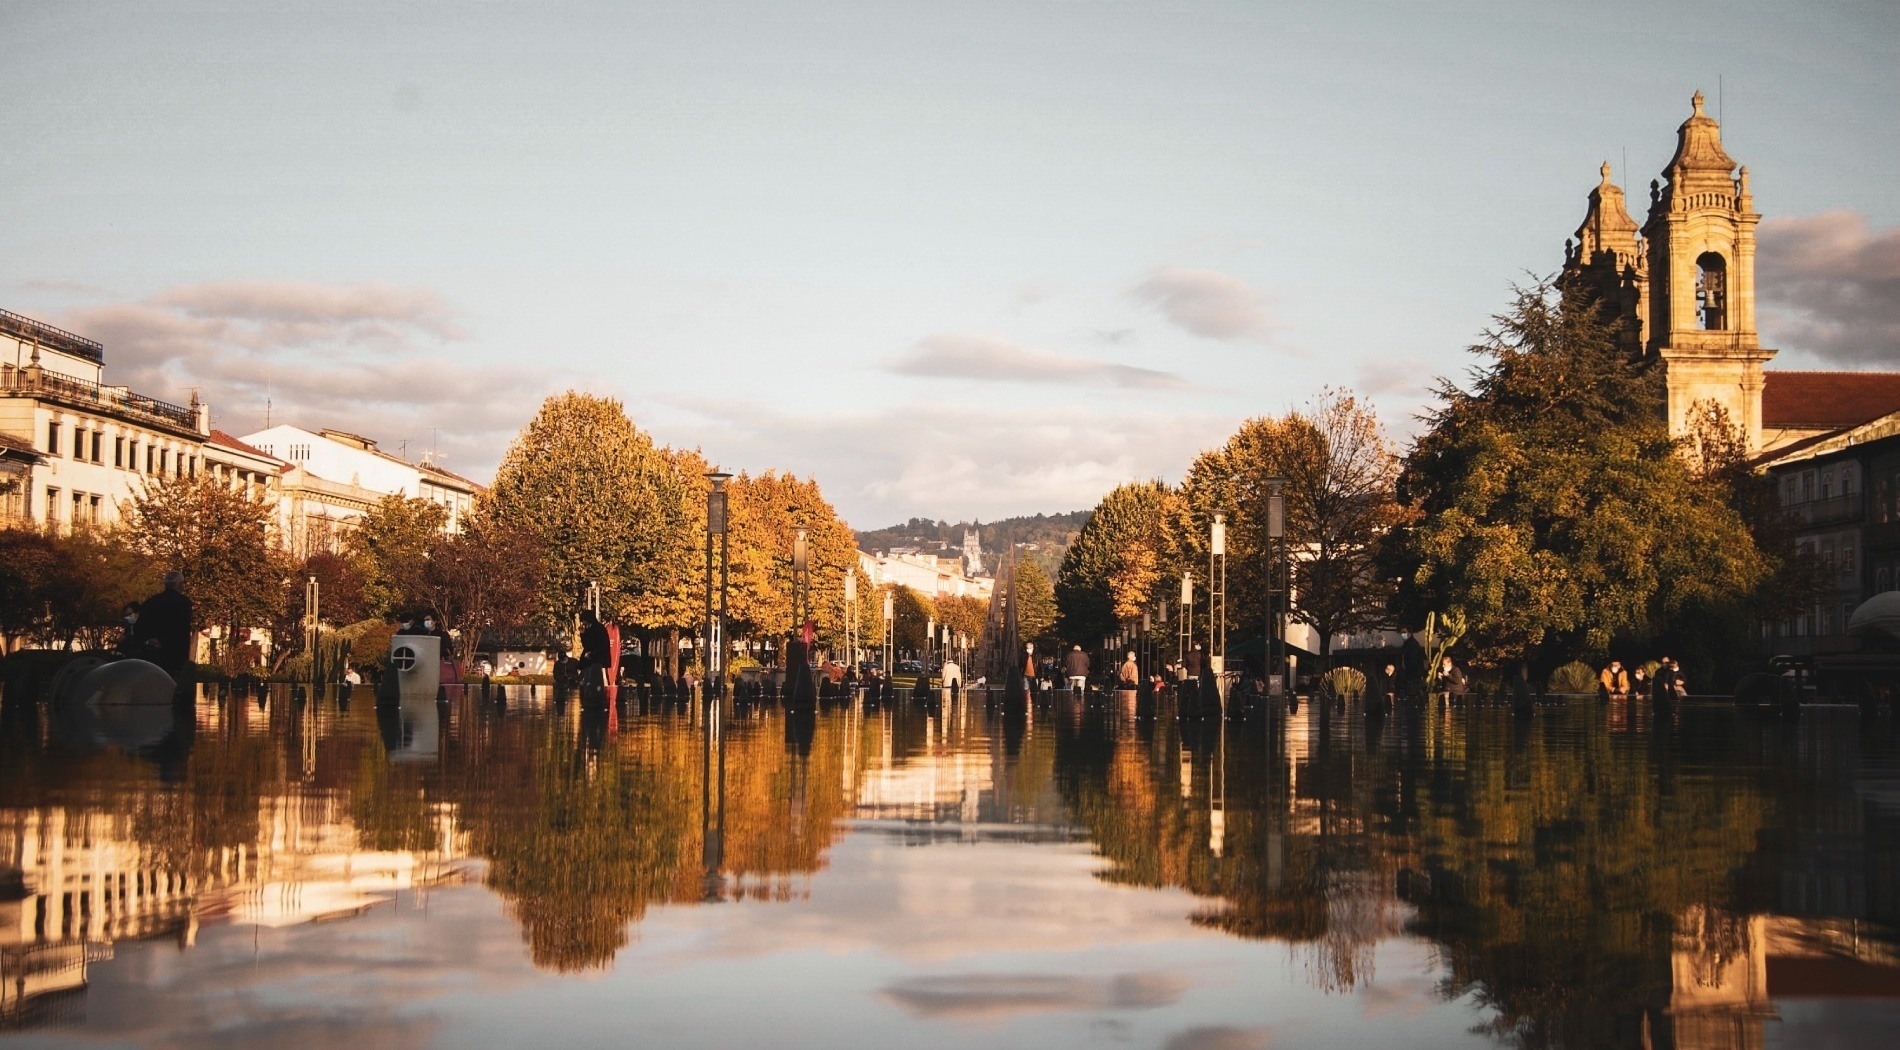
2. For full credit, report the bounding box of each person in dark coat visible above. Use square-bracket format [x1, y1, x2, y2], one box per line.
[578, 610, 611, 685]
[137, 571, 193, 681]
[1398, 629, 1426, 701]
[116, 602, 142, 657]
[1064, 645, 1090, 692]
[1182, 644, 1204, 684]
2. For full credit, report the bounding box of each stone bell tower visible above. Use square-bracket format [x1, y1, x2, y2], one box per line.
[1641, 91, 1776, 451]
[1563, 161, 1648, 355]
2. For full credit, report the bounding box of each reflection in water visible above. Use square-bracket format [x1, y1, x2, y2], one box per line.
[2, 681, 1899, 1045]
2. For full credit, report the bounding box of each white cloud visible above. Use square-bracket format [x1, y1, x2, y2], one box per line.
[1130, 268, 1273, 342]
[885, 333, 1186, 390]
[62, 283, 564, 482]
[653, 396, 1235, 526]
[1758, 210, 1900, 365]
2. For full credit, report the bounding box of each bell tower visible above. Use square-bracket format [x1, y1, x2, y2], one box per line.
[1642, 91, 1775, 451]
[1563, 161, 1647, 355]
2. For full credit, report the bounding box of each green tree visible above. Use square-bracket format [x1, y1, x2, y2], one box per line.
[1386, 279, 1765, 675]
[347, 494, 448, 616]
[487, 393, 692, 630]
[1012, 560, 1057, 649]
[126, 472, 285, 665]
[889, 584, 935, 653]
[1056, 481, 1172, 646]
[0, 525, 154, 649]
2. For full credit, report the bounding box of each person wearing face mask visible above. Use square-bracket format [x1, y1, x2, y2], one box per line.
[117, 601, 142, 656]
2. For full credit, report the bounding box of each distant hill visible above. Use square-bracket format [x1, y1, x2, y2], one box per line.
[855, 511, 1090, 578]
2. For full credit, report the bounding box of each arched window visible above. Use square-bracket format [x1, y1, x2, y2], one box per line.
[1696, 252, 1728, 330]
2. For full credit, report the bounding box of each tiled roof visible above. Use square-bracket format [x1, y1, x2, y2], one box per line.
[207, 428, 281, 461]
[1763, 371, 1900, 430]
[0, 431, 43, 459]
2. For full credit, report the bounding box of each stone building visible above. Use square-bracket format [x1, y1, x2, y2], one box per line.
[1561, 93, 1900, 458]
[0, 308, 213, 530]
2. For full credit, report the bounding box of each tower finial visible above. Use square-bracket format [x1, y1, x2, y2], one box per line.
[1600, 160, 1614, 185]
[1691, 90, 1706, 116]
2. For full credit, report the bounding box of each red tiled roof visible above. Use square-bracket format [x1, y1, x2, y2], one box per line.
[0, 431, 43, 459]
[208, 428, 281, 461]
[1763, 371, 1900, 430]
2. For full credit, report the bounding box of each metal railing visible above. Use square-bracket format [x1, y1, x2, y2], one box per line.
[0, 366, 198, 433]
[0, 307, 105, 364]
[1784, 491, 1864, 527]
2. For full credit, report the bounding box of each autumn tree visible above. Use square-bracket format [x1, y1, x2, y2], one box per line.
[274, 549, 369, 656]
[0, 525, 154, 650]
[422, 516, 544, 659]
[1056, 481, 1172, 646]
[1386, 279, 1765, 676]
[1012, 560, 1057, 649]
[347, 494, 448, 616]
[889, 584, 935, 653]
[487, 393, 692, 630]
[1283, 390, 1410, 658]
[935, 593, 989, 652]
[126, 472, 285, 664]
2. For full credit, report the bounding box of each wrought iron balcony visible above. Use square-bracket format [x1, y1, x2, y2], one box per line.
[0, 366, 199, 434]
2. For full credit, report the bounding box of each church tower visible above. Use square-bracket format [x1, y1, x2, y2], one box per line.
[1641, 91, 1775, 451]
[1563, 161, 1648, 355]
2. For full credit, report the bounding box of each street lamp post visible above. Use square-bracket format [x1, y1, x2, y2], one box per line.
[792, 528, 810, 631]
[1264, 476, 1288, 698]
[1209, 512, 1227, 679]
[1179, 572, 1192, 664]
[882, 589, 895, 678]
[843, 568, 858, 669]
[704, 472, 733, 697]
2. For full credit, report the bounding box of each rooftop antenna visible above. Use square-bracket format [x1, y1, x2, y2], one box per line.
[400, 438, 409, 460]
[1718, 74, 1724, 126]
[265, 395, 272, 430]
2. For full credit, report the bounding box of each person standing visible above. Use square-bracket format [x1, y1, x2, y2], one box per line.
[1182, 644, 1204, 686]
[578, 609, 611, 687]
[1398, 629, 1426, 702]
[137, 571, 193, 681]
[1117, 651, 1140, 689]
[1064, 644, 1090, 693]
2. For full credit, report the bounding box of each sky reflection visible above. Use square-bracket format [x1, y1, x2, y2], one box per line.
[3, 687, 1900, 1047]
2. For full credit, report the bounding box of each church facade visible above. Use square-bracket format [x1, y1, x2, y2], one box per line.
[1567, 96, 1900, 643]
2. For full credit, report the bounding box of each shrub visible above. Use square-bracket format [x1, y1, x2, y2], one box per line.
[1322, 666, 1366, 699]
[1546, 660, 1597, 694]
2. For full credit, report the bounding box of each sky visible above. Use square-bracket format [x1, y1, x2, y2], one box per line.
[4, 0, 1897, 529]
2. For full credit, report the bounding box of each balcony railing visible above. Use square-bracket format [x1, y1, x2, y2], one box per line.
[1785, 491, 1865, 527]
[0, 366, 199, 433]
[0, 308, 105, 364]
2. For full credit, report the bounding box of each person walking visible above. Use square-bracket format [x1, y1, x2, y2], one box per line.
[1064, 644, 1090, 693]
[1117, 651, 1140, 689]
[137, 571, 193, 682]
[578, 609, 612, 688]
[1182, 644, 1204, 687]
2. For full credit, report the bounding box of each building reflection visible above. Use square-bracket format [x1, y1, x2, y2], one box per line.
[3, 684, 1899, 1039]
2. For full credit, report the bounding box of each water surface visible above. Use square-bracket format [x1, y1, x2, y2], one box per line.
[4, 687, 1899, 1048]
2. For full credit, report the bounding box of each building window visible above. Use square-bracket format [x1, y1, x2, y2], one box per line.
[1843, 539, 1857, 574]
[114, 436, 125, 468]
[46, 421, 60, 456]
[145, 444, 154, 474]
[1820, 471, 1833, 500]
[1696, 252, 1728, 330]
[45, 487, 59, 523]
[88, 494, 101, 522]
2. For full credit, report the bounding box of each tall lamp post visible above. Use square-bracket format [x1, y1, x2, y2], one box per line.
[1264, 477, 1288, 697]
[704, 471, 733, 696]
[843, 568, 858, 668]
[1209, 512, 1227, 679]
[1179, 572, 1192, 664]
[792, 528, 810, 633]
[881, 589, 895, 676]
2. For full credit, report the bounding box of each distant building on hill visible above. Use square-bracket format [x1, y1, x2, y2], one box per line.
[860, 550, 994, 602]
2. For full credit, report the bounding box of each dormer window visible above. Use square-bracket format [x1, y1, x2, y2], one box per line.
[1696, 252, 1728, 330]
